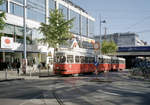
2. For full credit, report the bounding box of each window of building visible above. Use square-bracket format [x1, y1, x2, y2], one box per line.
[89, 19, 94, 37]
[81, 16, 88, 36]
[13, 0, 24, 4]
[0, 1, 7, 12]
[70, 10, 80, 35]
[27, 0, 46, 23]
[49, 0, 55, 11]
[10, 2, 23, 17]
[0, 24, 14, 34]
[59, 4, 68, 20]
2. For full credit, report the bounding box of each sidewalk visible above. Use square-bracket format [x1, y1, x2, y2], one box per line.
[0, 68, 55, 82]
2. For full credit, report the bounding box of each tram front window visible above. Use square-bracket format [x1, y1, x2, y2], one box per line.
[54, 56, 60, 63]
[55, 56, 66, 63]
[60, 56, 66, 63]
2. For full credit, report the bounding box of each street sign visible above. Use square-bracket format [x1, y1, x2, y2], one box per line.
[93, 42, 100, 50]
[94, 61, 99, 67]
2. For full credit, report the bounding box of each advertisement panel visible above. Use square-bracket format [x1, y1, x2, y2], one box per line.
[1, 36, 14, 49]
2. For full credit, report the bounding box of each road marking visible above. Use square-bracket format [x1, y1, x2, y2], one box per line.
[19, 94, 42, 105]
[102, 91, 120, 96]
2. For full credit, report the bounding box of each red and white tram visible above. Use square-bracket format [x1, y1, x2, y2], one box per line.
[111, 57, 126, 71]
[54, 49, 96, 75]
[54, 49, 126, 75]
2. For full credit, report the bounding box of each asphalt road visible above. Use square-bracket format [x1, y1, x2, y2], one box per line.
[0, 70, 150, 105]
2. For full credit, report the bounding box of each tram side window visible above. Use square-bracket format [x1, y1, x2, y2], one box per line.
[75, 56, 80, 63]
[107, 59, 111, 63]
[108, 59, 111, 63]
[67, 55, 74, 63]
[111, 59, 114, 64]
[91, 57, 95, 63]
[85, 57, 89, 63]
[120, 60, 125, 64]
[103, 58, 107, 63]
[123, 60, 125, 64]
[98, 58, 103, 63]
[116, 60, 119, 64]
[89, 57, 92, 63]
[80, 56, 85, 63]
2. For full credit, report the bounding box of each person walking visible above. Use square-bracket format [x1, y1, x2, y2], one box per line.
[16, 60, 21, 76]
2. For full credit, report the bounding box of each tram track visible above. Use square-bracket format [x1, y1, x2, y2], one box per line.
[52, 90, 65, 105]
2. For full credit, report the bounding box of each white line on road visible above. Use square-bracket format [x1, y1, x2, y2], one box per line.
[102, 91, 120, 96]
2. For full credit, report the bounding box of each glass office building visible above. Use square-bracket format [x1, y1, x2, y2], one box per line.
[0, 0, 95, 36]
[0, 0, 95, 66]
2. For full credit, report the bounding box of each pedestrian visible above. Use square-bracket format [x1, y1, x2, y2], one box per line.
[16, 60, 21, 76]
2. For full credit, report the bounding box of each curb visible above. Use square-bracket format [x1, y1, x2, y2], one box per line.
[0, 78, 25, 82]
[39, 75, 57, 78]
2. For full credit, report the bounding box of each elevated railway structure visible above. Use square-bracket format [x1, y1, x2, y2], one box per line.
[109, 46, 150, 68]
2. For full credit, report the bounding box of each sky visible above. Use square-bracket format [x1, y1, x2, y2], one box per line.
[70, 0, 150, 44]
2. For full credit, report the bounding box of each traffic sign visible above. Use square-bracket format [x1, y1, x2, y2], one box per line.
[93, 42, 100, 50]
[94, 61, 99, 67]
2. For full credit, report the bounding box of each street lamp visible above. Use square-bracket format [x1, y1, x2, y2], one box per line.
[23, 0, 27, 74]
[99, 14, 106, 54]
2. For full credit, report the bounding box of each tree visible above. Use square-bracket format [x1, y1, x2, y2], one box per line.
[39, 9, 74, 48]
[0, 0, 6, 30]
[101, 40, 118, 55]
[0, 0, 6, 47]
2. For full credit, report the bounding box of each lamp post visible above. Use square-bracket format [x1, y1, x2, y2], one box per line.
[23, 0, 27, 74]
[99, 14, 106, 54]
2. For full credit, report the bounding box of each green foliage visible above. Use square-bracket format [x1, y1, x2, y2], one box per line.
[0, 0, 6, 30]
[39, 9, 74, 48]
[101, 40, 118, 55]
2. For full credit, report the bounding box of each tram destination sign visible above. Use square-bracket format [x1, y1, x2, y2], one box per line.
[1, 36, 14, 49]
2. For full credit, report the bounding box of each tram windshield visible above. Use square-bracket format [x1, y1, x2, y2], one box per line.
[55, 56, 66, 63]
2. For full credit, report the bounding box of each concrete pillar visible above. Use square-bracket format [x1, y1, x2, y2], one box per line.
[2, 51, 5, 62]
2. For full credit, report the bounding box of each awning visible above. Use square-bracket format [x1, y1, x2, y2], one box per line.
[0, 49, 14, 52]
[14, 50, 41, 53]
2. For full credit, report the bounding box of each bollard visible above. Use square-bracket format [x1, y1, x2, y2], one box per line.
[5, 69, 7, 80]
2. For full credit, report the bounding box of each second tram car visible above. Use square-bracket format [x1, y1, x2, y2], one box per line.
[111, 57, 126, 71]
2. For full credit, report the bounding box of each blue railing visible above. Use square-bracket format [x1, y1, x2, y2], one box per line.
[118, 46, 150, 52]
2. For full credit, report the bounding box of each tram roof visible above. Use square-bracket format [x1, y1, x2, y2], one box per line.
[118, 57, 125, 61]
[98, 55, 111, 59]
[56, 49, 95, 57]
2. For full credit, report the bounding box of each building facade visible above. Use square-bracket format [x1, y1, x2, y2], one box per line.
[0, 0, 95, 68]
[94, 33, 146, 47]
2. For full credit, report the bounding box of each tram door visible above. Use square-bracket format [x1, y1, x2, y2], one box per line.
[67, 55, 74, 73]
